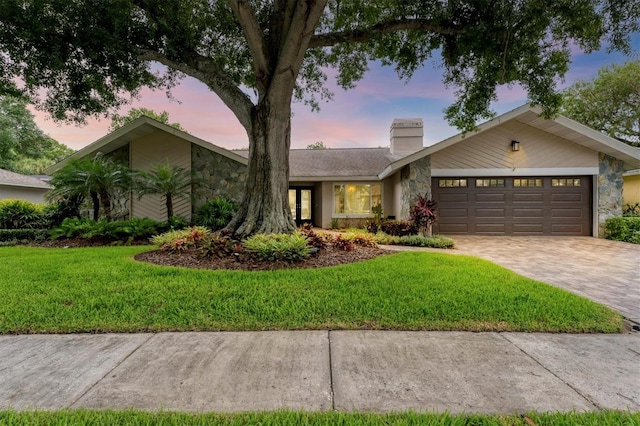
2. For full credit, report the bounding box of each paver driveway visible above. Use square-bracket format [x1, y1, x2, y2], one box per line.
[451, 237, 640, 324]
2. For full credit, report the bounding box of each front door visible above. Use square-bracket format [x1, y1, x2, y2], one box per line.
[288, 187, 313, 226]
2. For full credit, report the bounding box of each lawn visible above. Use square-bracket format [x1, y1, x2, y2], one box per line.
[0, 409, 638, 425]
[0, 246, 623, 333]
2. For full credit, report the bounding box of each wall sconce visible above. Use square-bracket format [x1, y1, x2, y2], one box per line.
[511, 140, 520, 152]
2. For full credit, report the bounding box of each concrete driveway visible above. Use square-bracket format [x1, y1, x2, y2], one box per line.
[450, 237, 640, 324]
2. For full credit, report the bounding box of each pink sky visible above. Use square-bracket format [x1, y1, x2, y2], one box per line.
[30, 42, 638, 152]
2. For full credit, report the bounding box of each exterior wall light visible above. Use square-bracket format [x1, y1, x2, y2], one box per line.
[511, 140, 520, 152]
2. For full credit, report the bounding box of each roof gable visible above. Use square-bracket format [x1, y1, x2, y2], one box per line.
[380, 104, 640, 178]
[44, 116, 248, 174]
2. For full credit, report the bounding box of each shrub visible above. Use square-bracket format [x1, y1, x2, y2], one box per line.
[151, 226, 210, 251]
[194, 198, 238, 231]
[43, 197, 83, 227]
[0, 199, 46, 229]
[0, 228, 49, 243]
[374, 232, 455, 248]
[365, 219, 379, 234]
[243, 233, 312, 262]
[50, 218, 96, 239]
[409, 194, 437, 236]
[332, 234, 354, 251]
[380, 219, 417, 236]
[604, 217, 640, 244]
[50, 217, 170, 243]
[299, 223, 330, 251]
[342, 232, 378, 248]
[201, 232, 243, 259]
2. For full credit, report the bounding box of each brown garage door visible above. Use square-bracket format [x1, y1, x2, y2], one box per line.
[431, 177, 592, 236]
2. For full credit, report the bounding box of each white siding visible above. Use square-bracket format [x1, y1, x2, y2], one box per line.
[432, 120, 598, 171]
[130, 131, 192, 221]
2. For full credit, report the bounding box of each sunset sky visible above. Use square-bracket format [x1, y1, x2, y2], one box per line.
[30, 37, 639, 152]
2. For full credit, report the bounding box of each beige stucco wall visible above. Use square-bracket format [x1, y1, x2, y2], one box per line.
[432, 120, 598, 171]
[130, 131, 192, 221]
[623, 173, 640, 206]
[0, 186, 49, 204]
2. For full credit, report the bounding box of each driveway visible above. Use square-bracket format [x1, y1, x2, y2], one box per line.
[449, 237, 640, 324]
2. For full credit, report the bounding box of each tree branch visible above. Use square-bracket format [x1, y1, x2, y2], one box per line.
[227, 0, 270, 93]
[138, 49, 254, 130]
[309, 18, 463, 48]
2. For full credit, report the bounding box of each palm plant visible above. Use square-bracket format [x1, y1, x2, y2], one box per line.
[48, 155, 132, 221]
[134, 162, 192, 220]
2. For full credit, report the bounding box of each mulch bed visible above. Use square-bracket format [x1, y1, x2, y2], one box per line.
[135, 245, 394, 271]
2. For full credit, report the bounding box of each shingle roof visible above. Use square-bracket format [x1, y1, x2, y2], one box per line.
[234, 148, 403, 179]
[0, 168, 52, 189]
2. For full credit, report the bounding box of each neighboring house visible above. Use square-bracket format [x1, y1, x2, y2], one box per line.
[623, 170, 640, 206]
[0, 168, 51, 204]
[45, 104, 640, 237]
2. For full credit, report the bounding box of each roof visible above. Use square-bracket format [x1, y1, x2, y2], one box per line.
[235, 148, 403, 181]
[0, 169, 52, 189]
[380, 104, 640, 178]
[44, 116, 248, 174]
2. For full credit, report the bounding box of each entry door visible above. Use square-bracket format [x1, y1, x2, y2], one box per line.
[288, 187, 313, 226]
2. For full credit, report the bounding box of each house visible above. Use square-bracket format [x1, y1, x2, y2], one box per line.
[45, 104, 640, 237]
[0, 168, 51, 203]
[623, 170, 640, 207]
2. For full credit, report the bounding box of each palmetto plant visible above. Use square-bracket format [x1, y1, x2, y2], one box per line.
[48, 154, 132, 221]
[135, 162, 192, 220]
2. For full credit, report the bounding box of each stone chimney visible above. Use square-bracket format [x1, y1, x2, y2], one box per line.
[390, 118, 423, 155]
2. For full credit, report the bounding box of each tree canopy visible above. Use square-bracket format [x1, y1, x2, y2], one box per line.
[1, 1, 638, 234]
[561, 60, 640, 147]
[109, 107, 186, 132]
[0, 95, 74, 174]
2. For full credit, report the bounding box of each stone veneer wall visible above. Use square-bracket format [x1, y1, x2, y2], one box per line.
[597, 153, 624, 237]
[191, 145, 248, 211]
[400, 155, 431, 220]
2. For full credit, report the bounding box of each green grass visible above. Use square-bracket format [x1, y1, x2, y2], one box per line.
[0, 246, 623, 334]
[0, 409, 638, 425]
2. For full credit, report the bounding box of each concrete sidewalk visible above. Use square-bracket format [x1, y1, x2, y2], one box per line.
[1, 331, 639, 414]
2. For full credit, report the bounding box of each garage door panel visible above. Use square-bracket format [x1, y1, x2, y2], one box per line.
[440, 208, 468, 217]
[433, 176, 591, 236]
[552, 208, 583, 218]
[475, 208, 505, 218]
[475, 223, 506, 234]
[551, 193, 583, 202]
[513, 208, 544, 218]
[475, 193, 505, 202]
[513, 193, 543, 202]
[513, 223, 544, 234]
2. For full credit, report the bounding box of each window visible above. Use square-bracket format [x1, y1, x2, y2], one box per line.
[552, 178, 581, 187]
[438, 179, 467, 188]
[476, 179, 505, 187]
[514, 178, 543, 187]
[333, 183, 381, 215]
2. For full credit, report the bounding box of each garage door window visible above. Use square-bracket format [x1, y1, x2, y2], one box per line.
[476, 179, 505, 187]
[552, 178, 581, 187]
[514, 178, 543, 187]
[438, 179, 467, 188]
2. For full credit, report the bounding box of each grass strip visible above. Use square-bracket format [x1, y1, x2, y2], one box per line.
[0, 246, 623, 334]
[0, 409, 638, 425]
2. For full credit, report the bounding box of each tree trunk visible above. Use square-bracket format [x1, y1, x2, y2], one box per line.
[226, 100, 296, 236]
[90, 191, 99, 221]
[166, 194, 173, 220]
[99, 192, 112, 221]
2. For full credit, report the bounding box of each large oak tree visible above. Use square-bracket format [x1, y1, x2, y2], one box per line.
[0, 0, 637, 235]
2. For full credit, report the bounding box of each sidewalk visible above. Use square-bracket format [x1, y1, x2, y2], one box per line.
[1, 330, 639, 414]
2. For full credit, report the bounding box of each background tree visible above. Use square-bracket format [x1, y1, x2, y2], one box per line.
[1, 1, 637, 235]
[307, 141, 327, 150]
[48, 155, 132, 221]
[109, 107, 186, 132]
[0, 95, 74, 174]
[561, 60, 640, 147]
[135, 163, 193, 220]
